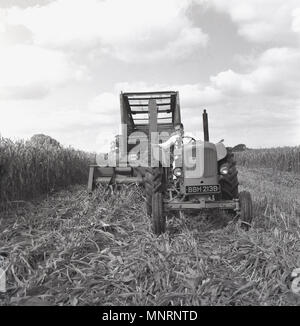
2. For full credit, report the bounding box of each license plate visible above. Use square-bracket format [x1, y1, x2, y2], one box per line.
[186, 185, 220, 194]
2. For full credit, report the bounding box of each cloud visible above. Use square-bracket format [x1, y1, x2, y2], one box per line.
[4, 0, 209, 62]
[207, 0, 300, 44]
[292, 8, 300, 33]
[114, 81, 224, 107]
[2, 76, 298, 154]
[106, 65, 300, 147]
[0, 99, 118, 152]
[0, 23, 33, 46]
[1, 0, 299, 150]
[0, 0, 54, 9]
[88, 92, 119, 113]
[88, 92, 120, 128]
[210, 47, 300, 97]
[0, 86, 49, 100]
[0, 44, 88, 99]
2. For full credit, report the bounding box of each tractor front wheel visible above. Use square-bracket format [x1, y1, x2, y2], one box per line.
[144, 167, 163, 217]
[152, 191, 166, 235]
[239, 191, 253, 230]
[144, 169, 153, 216]
[145, 167, 166, 234]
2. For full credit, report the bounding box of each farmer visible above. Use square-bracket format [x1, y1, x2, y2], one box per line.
[157, 123, 196, 170]
[158, 123, 185, 151]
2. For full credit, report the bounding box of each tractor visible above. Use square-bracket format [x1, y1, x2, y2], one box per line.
[88, 91, 253, 234]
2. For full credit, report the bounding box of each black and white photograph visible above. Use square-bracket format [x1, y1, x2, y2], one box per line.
[0, 0, 299, 309]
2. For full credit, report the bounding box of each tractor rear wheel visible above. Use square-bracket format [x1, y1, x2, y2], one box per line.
[239, 191, 253, 230]
[219, 151, 239, 200]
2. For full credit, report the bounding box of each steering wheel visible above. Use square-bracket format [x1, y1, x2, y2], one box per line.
[182, 136, 196, 144]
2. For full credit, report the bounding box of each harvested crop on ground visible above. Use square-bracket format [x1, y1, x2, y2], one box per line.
[0, 167, 299, 306]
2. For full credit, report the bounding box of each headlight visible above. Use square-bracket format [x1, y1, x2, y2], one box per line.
[173, 167, 182, 177]
[220, 164, 229, 175]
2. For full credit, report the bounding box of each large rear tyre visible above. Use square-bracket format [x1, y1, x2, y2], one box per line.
[152, 192, 166, 235]
[219, 151, 239, 200]
[239, 191, 253, 230]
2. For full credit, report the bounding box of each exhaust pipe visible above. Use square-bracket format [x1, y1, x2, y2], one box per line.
[203, 109, 209, 142]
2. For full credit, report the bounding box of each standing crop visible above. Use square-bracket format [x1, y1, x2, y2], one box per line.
[0, 135, 93, 209]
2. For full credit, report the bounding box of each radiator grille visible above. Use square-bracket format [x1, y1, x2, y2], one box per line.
[204, 147, 217, 177]
[184, 144, 218, 177]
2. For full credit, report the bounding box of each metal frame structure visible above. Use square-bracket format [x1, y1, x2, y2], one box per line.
[119, 91, 181, 157]
[88, 91, 182, 192]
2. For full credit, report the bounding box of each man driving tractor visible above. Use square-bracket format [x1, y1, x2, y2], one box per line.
[157, 122, 198, 170]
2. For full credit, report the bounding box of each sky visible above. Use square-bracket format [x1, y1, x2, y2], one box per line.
[0, 0, 300, 152]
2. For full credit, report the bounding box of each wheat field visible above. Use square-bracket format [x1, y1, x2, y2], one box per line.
[0, 135, 93, 210]
[235, 147, 300, 173]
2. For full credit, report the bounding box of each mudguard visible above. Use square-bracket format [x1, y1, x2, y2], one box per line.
[215, 142, 227, 161]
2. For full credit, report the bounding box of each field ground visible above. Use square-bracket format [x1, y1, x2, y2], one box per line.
[0, 167, 299, 306]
